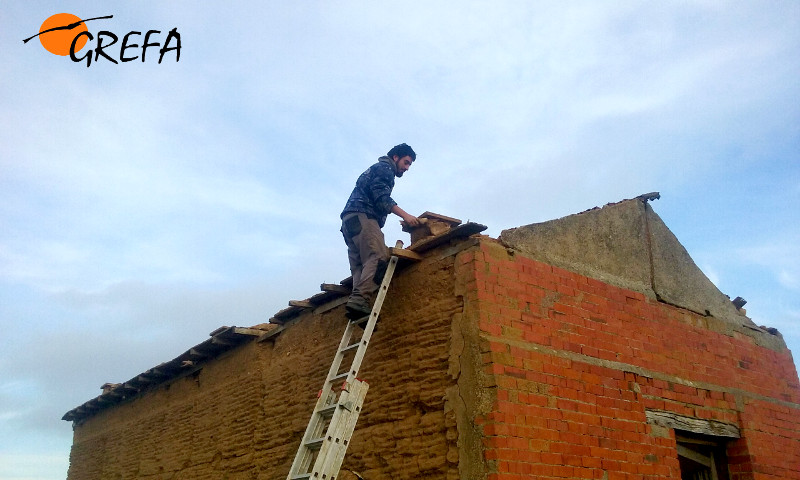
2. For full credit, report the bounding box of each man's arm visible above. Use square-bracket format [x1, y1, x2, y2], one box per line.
[392, 204, 420, 227]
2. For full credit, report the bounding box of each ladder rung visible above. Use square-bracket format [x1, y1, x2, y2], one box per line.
[305, 437, 324, 450]
[329, 372, 350, 383]
[289, 475, 311, 480]
[341, 341, 361, 353]
[349, 316, 369, 326]
[317, 404, 337, 418]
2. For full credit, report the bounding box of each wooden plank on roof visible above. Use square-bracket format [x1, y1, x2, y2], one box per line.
[257, 325, 285, 342]
[308, 290, 340, 304]
[94, 395, 115, 405]
[321, 283, 350, 294]
[188, 348, 207, 359]
[211, 336, 235, 346]
[271, 304, 301, 320]
[289, 300, 314, 308]
[389, 247, 423, 262]
[120, 383, 139, 393]
[208, 326, 230, 336]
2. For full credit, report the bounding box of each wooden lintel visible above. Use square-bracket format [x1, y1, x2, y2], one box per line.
[646, 409, 740, 438]
[389, 247, 424, 262]
[321, 283, 350, 294]
[289, 300, 314, 308]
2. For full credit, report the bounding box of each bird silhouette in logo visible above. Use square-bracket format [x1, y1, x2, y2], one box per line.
[23, 13, 113, 56]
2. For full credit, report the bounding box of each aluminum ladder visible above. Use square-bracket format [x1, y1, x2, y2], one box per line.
[287, 241, 404, 480]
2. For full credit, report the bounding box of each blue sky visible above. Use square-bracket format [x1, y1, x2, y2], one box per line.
[1, 2, 798, 479]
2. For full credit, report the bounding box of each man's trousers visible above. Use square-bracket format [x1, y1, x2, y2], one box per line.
[341, 212, 389, 309]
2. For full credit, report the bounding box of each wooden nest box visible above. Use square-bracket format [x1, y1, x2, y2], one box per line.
[402, 211, 462, 244]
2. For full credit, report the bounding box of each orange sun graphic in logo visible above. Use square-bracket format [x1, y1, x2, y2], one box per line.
[38, 13, 89, 56]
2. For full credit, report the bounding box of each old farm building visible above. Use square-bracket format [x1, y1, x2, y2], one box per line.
[63, 196, 800, 480]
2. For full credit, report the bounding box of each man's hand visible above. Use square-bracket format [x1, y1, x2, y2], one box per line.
[402, 213, 421, 227]
[392, 205, 420, 227]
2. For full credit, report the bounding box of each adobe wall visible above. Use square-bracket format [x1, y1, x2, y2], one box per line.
[463, 239, 800, 480]
[66, 245, 484, 480]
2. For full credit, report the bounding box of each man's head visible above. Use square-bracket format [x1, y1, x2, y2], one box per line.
[387, 143, 416, 178]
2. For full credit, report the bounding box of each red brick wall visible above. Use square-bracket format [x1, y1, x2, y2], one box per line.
[457, 240, 800, 480]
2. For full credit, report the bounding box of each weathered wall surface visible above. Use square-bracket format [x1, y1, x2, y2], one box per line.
[465, 239, 800, 480]
[66, 247, 480, 480]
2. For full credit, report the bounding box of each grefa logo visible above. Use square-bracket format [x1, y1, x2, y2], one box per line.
[23, 13, 181, 67]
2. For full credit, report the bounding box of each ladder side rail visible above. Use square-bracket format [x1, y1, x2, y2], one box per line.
[286, 399, 321, 477]
[287, 389, 327, 476]
[327, 321, 360, 382]
[287, 326, 359, 477]
[289, 315, 363, 476]
[311, 379, 369, 479]
[288, 381, 357, 478]
[342, 253, 399, 383]
[309, 390, 351, 477]
[287, 304, 375, 477]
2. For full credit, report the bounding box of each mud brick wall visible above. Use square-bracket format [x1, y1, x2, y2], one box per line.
[460, 239, 800, 480]
[66, 250, 473, 480]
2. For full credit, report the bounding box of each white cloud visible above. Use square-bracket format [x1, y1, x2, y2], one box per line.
[778, 271, 799, 291]
[736, 239, 800, 292]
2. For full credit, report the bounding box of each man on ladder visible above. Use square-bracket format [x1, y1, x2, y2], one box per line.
[340, 143, 420, 319]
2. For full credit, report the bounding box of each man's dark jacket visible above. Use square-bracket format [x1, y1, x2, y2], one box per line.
[341, 156, 398, 228]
